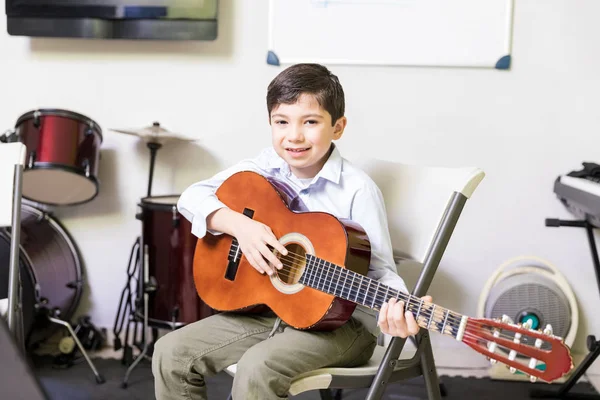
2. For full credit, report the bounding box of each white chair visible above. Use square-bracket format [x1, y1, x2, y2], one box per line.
[225, 158, 485, 400]
[0, 142, 27, 344]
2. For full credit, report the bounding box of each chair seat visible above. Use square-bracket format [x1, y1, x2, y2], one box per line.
[224, 345, 421, 396]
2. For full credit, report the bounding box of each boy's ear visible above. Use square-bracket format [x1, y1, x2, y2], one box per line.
[333, 116, 347, 140]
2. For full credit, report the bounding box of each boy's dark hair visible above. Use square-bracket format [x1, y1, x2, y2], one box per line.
[267, 63, 345, 126]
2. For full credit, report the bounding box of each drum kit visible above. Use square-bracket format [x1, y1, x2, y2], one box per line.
[0, 109, 215, 387]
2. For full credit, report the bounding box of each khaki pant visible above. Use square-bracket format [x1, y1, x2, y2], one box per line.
[152, 311, 377, 400]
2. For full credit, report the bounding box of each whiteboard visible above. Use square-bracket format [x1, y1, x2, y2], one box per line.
[267, 0, 515, 69]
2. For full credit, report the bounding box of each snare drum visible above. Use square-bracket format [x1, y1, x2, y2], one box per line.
[12, 109, 103, 206]
[137, 195, 214, 328]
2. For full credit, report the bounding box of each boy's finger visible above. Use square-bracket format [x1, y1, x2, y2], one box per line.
[266, 235, 288, 258]
[378, 303, 389, 330]
[261, 244, 283, 269]
[405, 310, 419, 334]
[391, 301, 406, 332]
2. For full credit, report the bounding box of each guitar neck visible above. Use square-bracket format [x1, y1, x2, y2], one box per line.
[300, 254, 468, 341]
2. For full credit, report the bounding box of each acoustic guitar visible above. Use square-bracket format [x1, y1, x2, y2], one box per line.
[193, 171, 573, 383]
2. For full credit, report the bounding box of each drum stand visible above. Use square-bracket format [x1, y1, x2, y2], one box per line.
[530, 218, 600, 399]
[120, 137, 163, 388]
[5, 162, 105, 384]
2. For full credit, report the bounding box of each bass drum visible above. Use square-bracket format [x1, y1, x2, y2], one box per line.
[0, 203, 84, 348]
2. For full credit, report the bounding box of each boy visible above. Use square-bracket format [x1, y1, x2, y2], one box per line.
[152, 63, 431, 399]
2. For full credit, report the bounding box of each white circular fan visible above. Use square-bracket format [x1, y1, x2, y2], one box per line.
[477, 255, 578, 353]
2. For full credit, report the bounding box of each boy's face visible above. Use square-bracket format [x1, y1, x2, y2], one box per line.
[270, 93, 346, 179]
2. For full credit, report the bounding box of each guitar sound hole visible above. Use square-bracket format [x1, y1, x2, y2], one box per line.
[276, 243, 306, 285]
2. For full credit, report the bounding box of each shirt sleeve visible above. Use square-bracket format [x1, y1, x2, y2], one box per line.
[177, 159, 267, 239]
[351, 182, 409, 295]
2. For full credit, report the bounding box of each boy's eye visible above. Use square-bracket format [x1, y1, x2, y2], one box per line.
[275, 120, 287, 125]
[305, 120, 318, 125]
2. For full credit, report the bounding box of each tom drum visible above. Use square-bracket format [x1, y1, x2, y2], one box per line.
[11, 109, 103, 206]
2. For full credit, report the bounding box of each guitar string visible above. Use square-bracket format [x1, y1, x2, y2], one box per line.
[227, 245, 547, 347]
[223, 249, 545, 364]
[224, 248, 544, 363]
[269, 256, 540, 349]
[228, 245, 482, 333]
[229, 245, 514, 335]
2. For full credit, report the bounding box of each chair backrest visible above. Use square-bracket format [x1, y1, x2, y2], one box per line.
[0, 143, 27, 227]
[356, 159, 485, 264]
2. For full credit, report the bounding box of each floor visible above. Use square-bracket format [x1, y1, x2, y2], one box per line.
[92, 343, 600, 393]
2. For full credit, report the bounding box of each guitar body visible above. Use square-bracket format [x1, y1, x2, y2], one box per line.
[193, 171, 371, 330]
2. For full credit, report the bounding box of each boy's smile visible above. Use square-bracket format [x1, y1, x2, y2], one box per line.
[270, 93, 346, 179]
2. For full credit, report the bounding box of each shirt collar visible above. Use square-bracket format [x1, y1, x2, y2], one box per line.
[268, 144, 342, 185]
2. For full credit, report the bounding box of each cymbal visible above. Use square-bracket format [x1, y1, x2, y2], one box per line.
[111, 122, 197, 145]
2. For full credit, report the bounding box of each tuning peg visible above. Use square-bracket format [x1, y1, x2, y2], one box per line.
[490, 358, 497, 365]
[501, 314, 511, 323]
[522, 319, 533, 330]
[543, 324, 553, 336]
[530, 375, 537, 383]
[509, 366, 517, 373]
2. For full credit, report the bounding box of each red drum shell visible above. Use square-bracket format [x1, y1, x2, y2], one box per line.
[138, 195, 214, 328]
[14, 109, 102, 206]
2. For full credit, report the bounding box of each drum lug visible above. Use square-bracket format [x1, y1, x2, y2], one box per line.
[172, 206, 179, 227]
[145, 276, 158, 293]
[66, 279, 83, 290]
[85, 123, 95, 137]
[33, 111, 41, 128]
[82, 159, 91, 178]
[28, 151, 36, 169]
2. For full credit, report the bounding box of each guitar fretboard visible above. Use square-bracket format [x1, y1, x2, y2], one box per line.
[299, 254, 465, 339]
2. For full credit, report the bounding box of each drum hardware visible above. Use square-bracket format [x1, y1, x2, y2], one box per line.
[32, 111, 41, 128]
[112, 236, 142, 367]
[27, 152, 36, 169]
[172, 206, 179, 227]
[0, 129, 17, 143]
[122, 244, 152, 389]
[36, 305, 105, 384]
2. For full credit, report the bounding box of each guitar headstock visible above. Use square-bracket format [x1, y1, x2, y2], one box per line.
[461, 315, 573, 383]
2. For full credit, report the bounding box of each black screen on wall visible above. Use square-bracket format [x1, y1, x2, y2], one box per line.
[6, 0, 219, 40]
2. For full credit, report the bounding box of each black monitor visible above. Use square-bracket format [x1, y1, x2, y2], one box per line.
[0, 318, 49, 400]
[5, 0, 218, 40]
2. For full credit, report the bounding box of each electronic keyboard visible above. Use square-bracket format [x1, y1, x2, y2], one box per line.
[554, 174, 600, 227]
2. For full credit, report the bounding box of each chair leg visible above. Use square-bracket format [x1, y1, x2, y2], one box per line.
[419, 331, 443, 400]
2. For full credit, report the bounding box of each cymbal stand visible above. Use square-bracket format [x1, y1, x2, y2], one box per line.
[530, 218, 600, 399]
[146, 141, 162, 198]
[121, 125, 163, 388]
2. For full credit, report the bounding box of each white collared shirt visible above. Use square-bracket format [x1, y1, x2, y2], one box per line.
[177, 144, 408, 334]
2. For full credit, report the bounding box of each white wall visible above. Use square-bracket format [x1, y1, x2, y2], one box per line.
[1, 0, 599, 359]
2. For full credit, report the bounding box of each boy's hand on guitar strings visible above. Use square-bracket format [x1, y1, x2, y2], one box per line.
[232, 217, 288, 276]
[378, 295, 433, 338]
